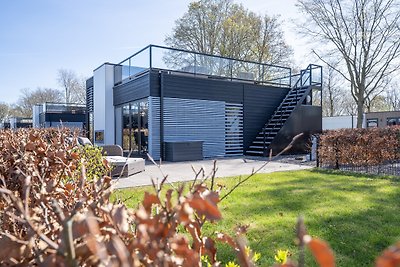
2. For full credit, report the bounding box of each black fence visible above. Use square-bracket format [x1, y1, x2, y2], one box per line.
[318, 160, 400, 177]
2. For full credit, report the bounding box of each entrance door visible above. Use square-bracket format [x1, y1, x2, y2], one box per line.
[121, 99, 148, 156]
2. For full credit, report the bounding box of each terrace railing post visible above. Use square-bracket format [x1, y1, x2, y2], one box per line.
[262, 65, 265, 84]
[128, 58, 131, 77]
[149, 46, 152, 70]
[263, 127, 266, 157]
[194, 54, 197, 76]
[230, 59, 233, 81]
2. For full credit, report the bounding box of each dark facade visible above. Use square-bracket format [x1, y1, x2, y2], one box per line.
[88, 45, 322, 160]
[33, 103, 86, 130]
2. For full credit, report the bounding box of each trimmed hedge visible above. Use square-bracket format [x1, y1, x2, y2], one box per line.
[318, 127, 400, 168]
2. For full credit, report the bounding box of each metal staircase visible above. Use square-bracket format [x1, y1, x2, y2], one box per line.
[246, 64, 322, 156]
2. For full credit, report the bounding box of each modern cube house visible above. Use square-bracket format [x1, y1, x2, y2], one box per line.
[86, 45, 322, 160]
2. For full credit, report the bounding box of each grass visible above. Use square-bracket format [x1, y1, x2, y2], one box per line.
[112, 169, 400, 266]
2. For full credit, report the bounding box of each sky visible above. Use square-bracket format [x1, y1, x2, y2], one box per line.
[0, 0, 310, 104]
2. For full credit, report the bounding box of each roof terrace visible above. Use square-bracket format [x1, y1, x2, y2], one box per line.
[113, 45, 295, 88]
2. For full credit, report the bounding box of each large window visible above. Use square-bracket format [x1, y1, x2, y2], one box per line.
[120, 98, 148, 156]
[367, 118, 378, 128]
[387, 117, 400, 126]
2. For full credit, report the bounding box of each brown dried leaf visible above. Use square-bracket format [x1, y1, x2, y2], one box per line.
[111, 204, 129, 234]
[216, 233, 237, 249]
[0, 235, 29, 262]
[187, 191, 221, 221]
[307, 238, 335, 267]
[142, 192, 160, 212]
[375, 242, 400, 267]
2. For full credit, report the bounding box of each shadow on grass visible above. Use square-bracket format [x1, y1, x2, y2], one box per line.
[311, 167, 400, 182]
[214, 170, 400, 266]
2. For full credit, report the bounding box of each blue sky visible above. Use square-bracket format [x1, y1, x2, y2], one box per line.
[0, 0, 304, 104]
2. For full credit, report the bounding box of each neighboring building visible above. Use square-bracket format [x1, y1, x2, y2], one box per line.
[87, 44, 322, 160]
[0, 117, 32, 129]
[323, 111, 400, 130]
[323, 115, 360, 130]
[365, 111, 400, 128]
[32, 102, 86, 130]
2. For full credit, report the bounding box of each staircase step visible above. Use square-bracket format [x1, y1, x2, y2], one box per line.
[270, 119, 287, 123]
[255, 136, 274, 140]
[288, 91, 305, 97]
[253, 140, 272, 145]
[249, 145, 268, 151]
[261, 127, 279, 132]
[273, 113, 290, 118]
[246, 150, 265, 155]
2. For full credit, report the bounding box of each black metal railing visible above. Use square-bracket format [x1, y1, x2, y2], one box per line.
[113, 44, 292, 87]
[260, 64, 322, 155]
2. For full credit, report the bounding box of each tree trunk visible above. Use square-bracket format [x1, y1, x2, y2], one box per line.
[356, 101, 364, 128]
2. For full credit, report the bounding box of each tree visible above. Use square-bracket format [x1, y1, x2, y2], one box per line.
[297, 0, 400, 127]
[165, 0, 293, 65]
[57, 69, 86, 104]
[0, 102, 10, 122]
[384, 82, 400, 111]
[15, 87, 64, 117]
[322, 64, 346, 116]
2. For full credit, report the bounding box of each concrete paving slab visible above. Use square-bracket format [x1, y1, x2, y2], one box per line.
[114, 156, 314, 189]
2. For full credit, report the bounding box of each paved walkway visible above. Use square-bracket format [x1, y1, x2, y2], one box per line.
[115, 156, 315, 188]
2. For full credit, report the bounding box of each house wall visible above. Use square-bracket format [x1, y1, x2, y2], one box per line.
[112, 70, 290, 159]
[113, 72, 151, 106]
[242, 84, 289, 151]
[270, 105, 322, 153]
[93, 64, 115, 145]
[365, 111, 400, 128]
[158, 72, 290, 152]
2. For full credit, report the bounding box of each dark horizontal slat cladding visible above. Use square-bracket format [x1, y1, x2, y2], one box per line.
[269, 105, 322, 153]
[113, 72, 151, 106]
[86, 85, 94, 113]
[160, 72, 243, 103]
[149, 71, 161, 97]
[45, 113, 86, 122]
[243, 84, 289, 151]
[86, 77, 93, 89]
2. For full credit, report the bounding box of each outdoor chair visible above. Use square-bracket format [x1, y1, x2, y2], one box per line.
[77, 137, 145, 177]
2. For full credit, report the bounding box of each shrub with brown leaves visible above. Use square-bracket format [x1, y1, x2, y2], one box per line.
[0, 128, 398, 267]
[0, 128, 254, 266]
[318, 127, 400, 168]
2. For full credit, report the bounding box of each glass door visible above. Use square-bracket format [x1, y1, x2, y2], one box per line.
[122, 104, 131, 151]
[139, 101, 149, 154]
[120, 99, 148, 156]
[130, 101, 139, 153]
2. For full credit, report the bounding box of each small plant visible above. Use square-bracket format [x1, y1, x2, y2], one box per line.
[74, 144, 112, 180]
[275, 249, 289, 264]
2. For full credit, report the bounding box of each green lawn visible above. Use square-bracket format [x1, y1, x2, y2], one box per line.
[112, 169, 400, 266]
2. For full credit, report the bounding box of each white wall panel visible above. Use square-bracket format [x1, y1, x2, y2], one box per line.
[93, 64, 115, 145]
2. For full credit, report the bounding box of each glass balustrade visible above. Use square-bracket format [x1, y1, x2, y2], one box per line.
[113, 45, 293, 87]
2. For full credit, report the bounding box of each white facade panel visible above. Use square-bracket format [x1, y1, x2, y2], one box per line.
[322, 115, 358, 130]
[93, 64, 115, 145]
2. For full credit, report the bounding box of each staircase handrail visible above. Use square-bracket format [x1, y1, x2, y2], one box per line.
[261, 64, 322, 155]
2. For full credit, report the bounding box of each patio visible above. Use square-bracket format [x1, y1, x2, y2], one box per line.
[114, 156, 314, 188]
